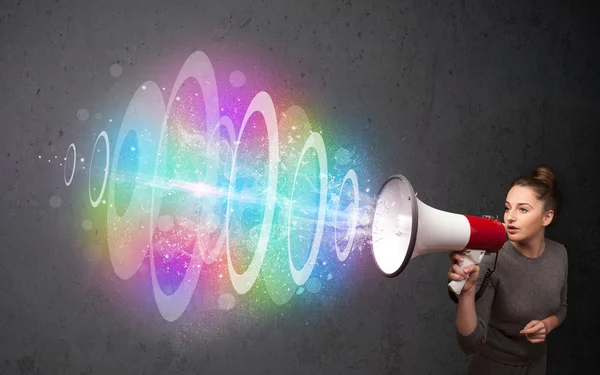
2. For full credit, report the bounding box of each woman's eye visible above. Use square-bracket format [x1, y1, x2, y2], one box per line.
[504, 207, 510, 211]
[520, 208, 528, 213]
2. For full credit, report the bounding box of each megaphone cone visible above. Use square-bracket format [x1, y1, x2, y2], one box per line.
[371, 175, 506, 294]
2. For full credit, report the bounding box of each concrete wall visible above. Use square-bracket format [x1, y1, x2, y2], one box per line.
[1, 0, 598, 373]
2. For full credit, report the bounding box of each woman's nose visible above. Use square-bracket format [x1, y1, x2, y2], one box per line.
[506, 210, 515, 222]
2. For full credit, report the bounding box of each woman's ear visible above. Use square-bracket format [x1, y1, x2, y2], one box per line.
[542, 210, 555, 227]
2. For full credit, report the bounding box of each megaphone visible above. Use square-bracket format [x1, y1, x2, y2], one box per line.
[371, 174, 506, 295]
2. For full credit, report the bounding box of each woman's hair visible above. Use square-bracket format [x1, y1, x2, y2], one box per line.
[511, 165, 563, 224]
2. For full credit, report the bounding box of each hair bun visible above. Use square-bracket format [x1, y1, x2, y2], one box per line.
[532, 165, 557, 189]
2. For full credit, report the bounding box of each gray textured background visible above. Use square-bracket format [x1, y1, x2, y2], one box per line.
[1, 0, 599, 374]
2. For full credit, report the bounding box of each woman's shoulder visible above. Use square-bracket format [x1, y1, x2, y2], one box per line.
[544, 238, 569, 263]
[545, 238, 568, 255]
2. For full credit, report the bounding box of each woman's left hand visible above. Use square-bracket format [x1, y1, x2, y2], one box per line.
[520, 320, 548, 343]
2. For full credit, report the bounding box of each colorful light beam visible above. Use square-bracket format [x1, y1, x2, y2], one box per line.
[60, 51, 375, 322]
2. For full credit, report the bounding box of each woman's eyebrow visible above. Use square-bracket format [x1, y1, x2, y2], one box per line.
[505, 202, 534, 207]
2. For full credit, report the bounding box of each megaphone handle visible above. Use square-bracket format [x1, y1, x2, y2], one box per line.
[448, 250, 486, 295]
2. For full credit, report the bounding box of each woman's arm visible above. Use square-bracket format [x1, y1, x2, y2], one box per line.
[555, 249, 569, 325]
[456, 289, 479, 335]
[522, 249, 568, 341]
[542, 315, 559, 334]
[547, 248, 569, 331]
[451, 260, 497, 355]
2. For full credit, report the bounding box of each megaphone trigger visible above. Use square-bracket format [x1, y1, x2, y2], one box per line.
[447, 249, 486, 295]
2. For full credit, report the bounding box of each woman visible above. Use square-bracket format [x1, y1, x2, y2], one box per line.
[447, 165, 568, 374]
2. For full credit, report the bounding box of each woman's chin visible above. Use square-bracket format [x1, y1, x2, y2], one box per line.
[507, 232, 522, 241]
[508, 232, 533, 243]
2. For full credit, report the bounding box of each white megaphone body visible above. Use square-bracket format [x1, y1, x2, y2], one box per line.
[371, 174, 506, 295]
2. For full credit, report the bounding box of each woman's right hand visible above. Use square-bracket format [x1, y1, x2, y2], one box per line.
[447, 251, 480, 295]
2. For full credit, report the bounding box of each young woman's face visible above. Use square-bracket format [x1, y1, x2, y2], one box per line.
[504, 185, 554, 242]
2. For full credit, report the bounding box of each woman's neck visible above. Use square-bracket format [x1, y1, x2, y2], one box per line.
[512, 231, 546, 258]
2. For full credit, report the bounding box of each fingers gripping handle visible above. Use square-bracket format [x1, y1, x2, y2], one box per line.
[448, 250, 487, 295]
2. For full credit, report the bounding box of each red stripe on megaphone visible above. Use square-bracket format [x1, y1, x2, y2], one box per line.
[464, 215, 506, 252]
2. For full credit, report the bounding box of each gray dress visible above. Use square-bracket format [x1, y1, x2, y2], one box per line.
[449, 239, 568, 375]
